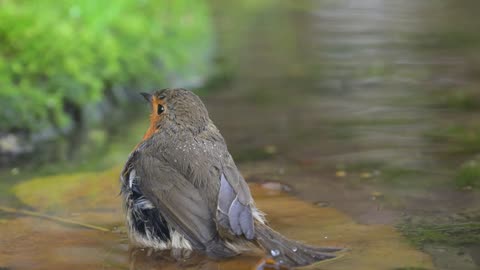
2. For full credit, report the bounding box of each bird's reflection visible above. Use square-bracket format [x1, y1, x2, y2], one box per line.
[128, 247, 280, 270]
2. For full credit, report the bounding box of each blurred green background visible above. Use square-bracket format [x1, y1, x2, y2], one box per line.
[1, 0, 480, 269]
[0, 0, 212, 132]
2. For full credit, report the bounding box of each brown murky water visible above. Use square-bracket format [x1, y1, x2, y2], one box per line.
[0, 167, 432, 269]
[2, 0, 480, 269]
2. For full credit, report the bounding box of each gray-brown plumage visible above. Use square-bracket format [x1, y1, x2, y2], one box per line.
[120, 88, 341, 267]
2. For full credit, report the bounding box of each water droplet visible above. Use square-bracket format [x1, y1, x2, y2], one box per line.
[292, 247, 298, 252]
[270, 249, 280, 257]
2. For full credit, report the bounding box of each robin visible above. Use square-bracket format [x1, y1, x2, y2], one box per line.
[120, 88, 341, 267]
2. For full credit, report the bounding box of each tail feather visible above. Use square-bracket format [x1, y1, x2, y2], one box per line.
[255, 223, 342, 267]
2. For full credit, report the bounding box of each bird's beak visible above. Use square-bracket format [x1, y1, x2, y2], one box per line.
[140, 92, 152, 102]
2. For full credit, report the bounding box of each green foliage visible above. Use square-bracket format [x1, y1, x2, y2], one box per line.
[0, 0, 213, 131]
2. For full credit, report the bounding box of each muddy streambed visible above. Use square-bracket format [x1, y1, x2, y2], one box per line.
[0, 166, 432, 269]
[2, 0, 480, 269]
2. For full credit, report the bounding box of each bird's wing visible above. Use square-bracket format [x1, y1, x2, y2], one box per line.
[132, 152, 218, 250]
[151, 128, 257, 241]
[216, 155, 256, 240]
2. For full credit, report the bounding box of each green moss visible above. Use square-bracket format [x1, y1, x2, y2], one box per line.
[0, 0, 213, 131]
[435, 89, 480, 111]
[455, 160, 480, 188]
[12, 166, 121, 212]
[350, 163, 433, 187]
[399, 218, 480, 248]
[427, 126, 480, 153]
[381, 167, 422, 182]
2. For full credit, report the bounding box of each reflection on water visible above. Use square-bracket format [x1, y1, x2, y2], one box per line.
[0, 183, 433, 270]
[208, 0, 480, 268]
[211, 0, 480, 183]
[1, 0, 480, 269]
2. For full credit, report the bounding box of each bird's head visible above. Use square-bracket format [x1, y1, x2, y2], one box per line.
[140, 88, 210, 140]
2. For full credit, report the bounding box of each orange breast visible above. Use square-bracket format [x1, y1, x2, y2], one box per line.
[142, 121, 157, 141]
[135, 96, 166, 149]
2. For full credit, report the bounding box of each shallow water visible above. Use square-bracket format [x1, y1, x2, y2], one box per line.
[208, 0, 480, 268]
[2, 0, 480, 269]
[0, 174, 432, 269]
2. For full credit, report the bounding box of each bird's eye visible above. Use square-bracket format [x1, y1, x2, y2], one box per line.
[157, 104, 165, 115]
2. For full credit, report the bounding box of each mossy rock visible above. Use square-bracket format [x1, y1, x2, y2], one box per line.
[12, 166, 123, 226]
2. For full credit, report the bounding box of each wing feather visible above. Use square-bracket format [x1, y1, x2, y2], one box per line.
[217, 170, 255, 240]
[134, 154, 216, 249]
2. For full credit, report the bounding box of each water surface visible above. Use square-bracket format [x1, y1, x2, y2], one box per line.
[2, 0, 480, 269]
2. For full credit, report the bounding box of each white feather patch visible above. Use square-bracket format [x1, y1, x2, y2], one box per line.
[170, 229, 193, 250]
[135, 198, 154, 209]
[129, 169, 136, 188]
[126, 207, 192, 250]
[253, 208, 266, 224]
